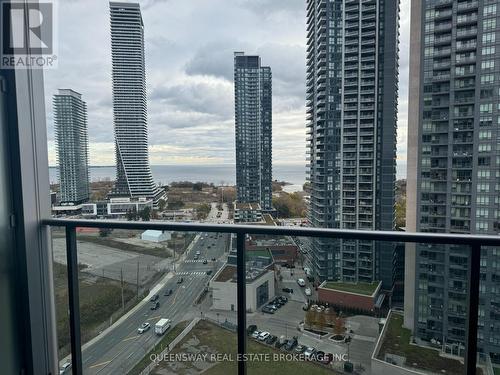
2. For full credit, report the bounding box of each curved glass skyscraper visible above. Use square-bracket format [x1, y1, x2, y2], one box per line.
[109, 2, 162, 201]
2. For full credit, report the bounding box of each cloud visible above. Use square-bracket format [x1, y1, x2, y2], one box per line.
[45, 0, 410, 178]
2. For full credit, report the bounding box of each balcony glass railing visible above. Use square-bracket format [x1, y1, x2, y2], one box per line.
[43, 219, 500, 375]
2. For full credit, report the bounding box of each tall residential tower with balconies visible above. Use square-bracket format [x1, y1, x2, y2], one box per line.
[234, 52, 273, 215]
[54, 89, 90, 205]
[109, 2, 162, 202]
[306, 0, 400, 288]
[405, 0, 500, 361]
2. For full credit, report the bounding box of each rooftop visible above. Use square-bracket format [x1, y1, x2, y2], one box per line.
[376, 312, 465, 375]
[321, 281, 380, 296]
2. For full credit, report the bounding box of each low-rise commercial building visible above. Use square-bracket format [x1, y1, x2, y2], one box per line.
[318, 281, 383, 312]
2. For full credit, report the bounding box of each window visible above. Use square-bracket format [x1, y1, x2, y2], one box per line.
[482, 32, 496, 44]
[484, 4, 497, 16]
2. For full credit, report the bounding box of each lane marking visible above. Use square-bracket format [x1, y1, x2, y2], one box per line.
[89, 360, 111, 369]
[122, 335, 139, 342]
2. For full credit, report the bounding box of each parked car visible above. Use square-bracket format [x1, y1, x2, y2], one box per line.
[282, 287, 294, 293]
[150, 301, 160, 310]
[278, 295, 288, 304]
[265, 335, 277, 345]
[284, 336, 298, 351]
[246, 325, 257, 336]
[275, 335, 287, 348]
[164, 289, 173, 296]
[149, 294, 159, 302]
[251, 330, 261, 339]
[59, 362, 71, 375]
[305, 287, 312, 296]
[258, 331, 270, 341]
[320, 352, 333, 364]
[177, 277, 184, 284]
[297, 278, 306, 287]
[137, 322, 151, 334]
[262, 306, 275, 314]
[294, 344, 306, 354]
[314, 351, 326, 363]
[304, 347, 316, 360]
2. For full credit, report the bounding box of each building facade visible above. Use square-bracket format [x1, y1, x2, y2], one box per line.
[306, 0, 400, 288]
[234, 52, 273, 213]
[405, 0, 500, 361]
[54, 89, 89, 205]
[109, 2, 162, 202]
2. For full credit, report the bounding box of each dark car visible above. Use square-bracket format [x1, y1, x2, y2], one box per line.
[279, 296, 288, 304]
[211, 257, 216, 261]
[149, 294, 159, 302]
[282, 287, 293, 294]
[164, 289, 173, 296]
[284, 336, 298, 351]
[177, 277, 183, 284]
[203, 259, 208, 264]
[150, 301, 160, 310]
[314, 351, 326, 363]
[246, 325, 257, 336]
[262, 306, 275, 314]
[206, 270, 213, 275]
[266, 335, 277, 345]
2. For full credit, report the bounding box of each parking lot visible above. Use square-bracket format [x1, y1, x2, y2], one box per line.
[206, 297, 379, 373]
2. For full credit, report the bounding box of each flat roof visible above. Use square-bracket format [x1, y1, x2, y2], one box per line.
[321, 281, 380, 296]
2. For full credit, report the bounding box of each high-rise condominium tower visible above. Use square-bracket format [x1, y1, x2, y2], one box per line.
[305, 0, 400, 288]
[234, 52, 273, 212]
[109, 2, 161, 201]
[54, 89, 89, 205]
[405, 0, 500, 361]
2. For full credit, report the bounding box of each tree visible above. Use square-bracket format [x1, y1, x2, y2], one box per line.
[395, 197, 406, 229]
[317, 311, 327, 332]
[305, 309, 315, 329]
[126, 209, 138, 221]
[139, 206, 151, 221]
[333, 315, 346, 336]
[196, 203, 211, 220]
[158, 199, 167, 211]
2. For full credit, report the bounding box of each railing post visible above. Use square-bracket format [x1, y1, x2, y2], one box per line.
[236, 232, 247, 375]
[465, 243, 481, 374]
[66, 226, 83, 375]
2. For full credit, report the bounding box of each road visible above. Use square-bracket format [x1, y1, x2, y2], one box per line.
[82, 231, 230, 375]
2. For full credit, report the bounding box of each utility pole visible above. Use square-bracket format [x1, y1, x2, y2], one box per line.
[120, 267, 125, 311]
[136, 261, 140, 299]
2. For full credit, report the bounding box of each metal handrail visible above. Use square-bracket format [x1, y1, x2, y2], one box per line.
[43, 218, 500, 375]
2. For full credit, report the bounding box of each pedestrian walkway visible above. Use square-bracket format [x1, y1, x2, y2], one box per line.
[176, 271, 209, 276]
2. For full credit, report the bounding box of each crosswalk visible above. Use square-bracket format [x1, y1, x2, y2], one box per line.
[176, 271, 210, 276]
[183, 259, 207, 263]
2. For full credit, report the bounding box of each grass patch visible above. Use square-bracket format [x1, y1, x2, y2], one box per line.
[155, 320, 335, 375]
[322, 281, 378, 295]
[378, 313, 464, 375]
[128, 320, 190, 375]
[494, 367, 500, 375]
[53, 262, 138, 358]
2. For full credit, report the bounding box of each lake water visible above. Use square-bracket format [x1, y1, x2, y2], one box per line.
[49, 164, 306, 191]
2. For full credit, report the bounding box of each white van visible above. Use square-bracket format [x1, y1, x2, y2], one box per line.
[297, 278, 306, 287]
[155, 318, 171, 335]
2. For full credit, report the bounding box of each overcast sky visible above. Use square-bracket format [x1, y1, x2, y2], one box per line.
[44, 0, 410, 178]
